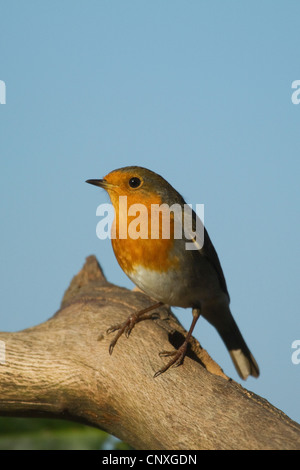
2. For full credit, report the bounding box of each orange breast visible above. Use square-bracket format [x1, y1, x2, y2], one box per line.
[112, 236, 178, 275]
[110, 193, 180, 275]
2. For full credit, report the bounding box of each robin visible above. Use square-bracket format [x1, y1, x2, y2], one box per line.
[86, 166, 259, 380]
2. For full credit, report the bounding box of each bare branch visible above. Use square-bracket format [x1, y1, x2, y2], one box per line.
[0, 256, 299, 450]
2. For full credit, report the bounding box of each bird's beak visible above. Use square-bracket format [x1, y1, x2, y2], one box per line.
[85, 179, 114, 190]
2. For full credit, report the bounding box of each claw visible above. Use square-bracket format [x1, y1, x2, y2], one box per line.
[124, 323, 133, 338]
[105, 302, 164, 355]
[154, 308, 201, 378]
[158, 350, 177, 358]
[154, 343, 188, 378]
[107, 324, 120, 335]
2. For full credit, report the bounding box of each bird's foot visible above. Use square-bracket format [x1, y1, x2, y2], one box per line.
[107, 302, 163, 355]
[154, 341, 189, 378]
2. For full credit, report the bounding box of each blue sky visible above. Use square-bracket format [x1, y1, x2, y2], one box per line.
[1, 1, 300, 428]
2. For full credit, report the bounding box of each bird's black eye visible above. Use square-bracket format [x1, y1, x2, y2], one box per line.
[129, 177, 142, 188]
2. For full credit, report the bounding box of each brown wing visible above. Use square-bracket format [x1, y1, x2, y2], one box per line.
[190, 208, 230, 300]
[165, 190, 230, 300]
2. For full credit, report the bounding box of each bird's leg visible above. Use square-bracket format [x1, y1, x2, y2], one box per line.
[107, 301, 164, 355]
[154, 308, 201, 378]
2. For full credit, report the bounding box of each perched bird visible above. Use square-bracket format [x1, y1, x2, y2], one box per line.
[86, 166, 259, 380]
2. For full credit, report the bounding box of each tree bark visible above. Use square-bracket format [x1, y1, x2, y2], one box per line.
[0, 255, 299, 450]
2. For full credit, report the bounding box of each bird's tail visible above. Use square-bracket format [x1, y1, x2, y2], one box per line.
[203, 301, 259, 380]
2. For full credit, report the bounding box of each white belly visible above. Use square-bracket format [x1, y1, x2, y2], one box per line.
[128, 265, 197, 308]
